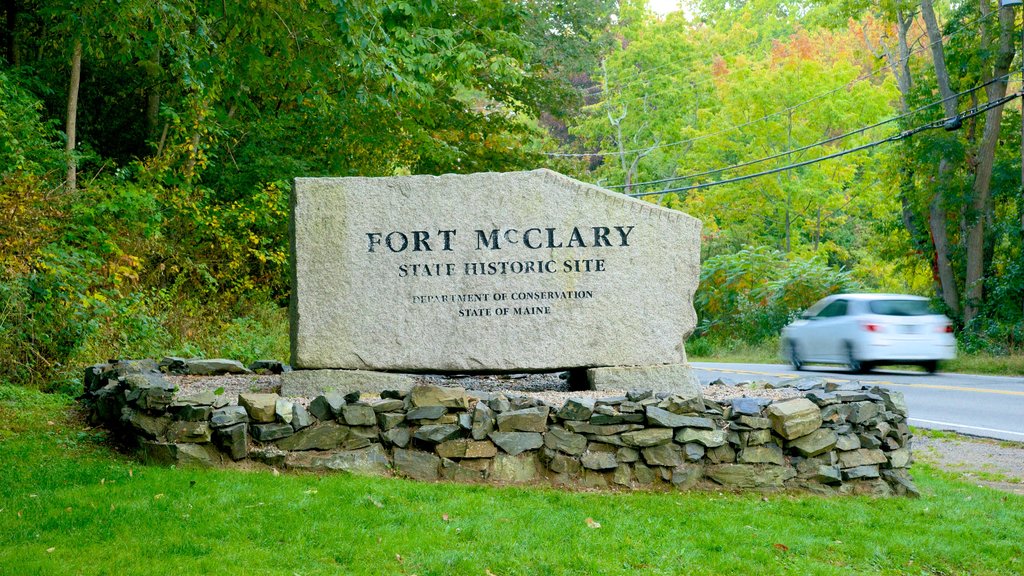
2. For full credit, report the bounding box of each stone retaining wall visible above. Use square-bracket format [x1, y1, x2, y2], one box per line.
[81, 359, 918, 497]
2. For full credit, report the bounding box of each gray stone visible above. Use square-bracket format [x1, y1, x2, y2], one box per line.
[277, 422, 350, 451]
[290, 170, 701, 372]
[581, 450, 619, 470]
[165, 421, 211, 443]
[413, 424, 462, 444]
[813, 465, 843, 485]
[248, 359, 291, 374]
[408, 385, 470, 409]
[436, 439, 498, 459]
[742, 429, 773, 446]
[843, 465, 880, 480]
[275, 398, 294, 424]
[471, 401, 495, 440]
[642, 443, 682, 467]
[286, 445, 390, 475]
[488, 431, 544, 456]
[491, 454, 539, 483]
[563, 421, 643, 435]
[406, 406, 447, 421]
[441, 458, 488, 482]
[557, 398, 595, 421]
[835, 434, 861, 451]
[682, 442, 706, 462]
[671, 463, 703, 490]
[249, 446, 287, 467]
[620, 428, 674, 448]
[613, 464, 633, 486]
[308, 393, 346, 420]
[805, 391, 839, 406]
[847, 401, 881, 424]
[174, 405, 213, 421]
[378, 412, 406, 431]
[496, 406, 550, 433]
[589, 412, 645, 425]
[291, 403, 313, 431]
[738, 444, 784, 465]
[857, 433, 882, 449]
[705, 464, 797, 489]
[140, 441, 221, 467]
[645, 406, 714, 429]
[886, 447, 912, 468]
[834, 390, 870, 402]
[543, 427, 588, 456]
[213, 424, 248, 460]
[734, 415, 771, 429]
[280, 369, 414, 397]
[341, 404, 377, 426]
[633, 462, 657, 484]
[706, 444, 736, 464]
[838, 448, 888, 469]
[765, 398, 822, 440]
[238, 393, 279, 423]
[180, 358, 251, 375]
[489, 395, 512, 413]
[787, 429, 838, 457]
[368, 398, 405, 413]
[731, 397, 770, 416]
[871, 387, 908, 416]
[394, 448, 441, 481]
[125, 410, 170, 439]
[551, 453, 583, 476]
[174, 390, 226, 407]
[125, 373, 176, 411]
[385, 426, 411, 448]
[656, 392, 706, 415]
[251, 422, 294, 442]
[675, 427, 727, 447]
[616, 446, 640, 463]
[881, 469, 920, 498]
[588, 364, 701, 394]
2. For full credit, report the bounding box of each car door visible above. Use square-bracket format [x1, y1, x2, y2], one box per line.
[800, 298, 849, 362]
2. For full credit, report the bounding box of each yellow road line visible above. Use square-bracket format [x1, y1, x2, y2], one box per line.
[700, 367, 1024, 397]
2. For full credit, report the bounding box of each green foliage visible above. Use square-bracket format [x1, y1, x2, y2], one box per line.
[696, 247, 859, 344]
[0, 70, 63, 175]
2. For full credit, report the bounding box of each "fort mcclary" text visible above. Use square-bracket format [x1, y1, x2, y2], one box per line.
[366, 226, 635, 278]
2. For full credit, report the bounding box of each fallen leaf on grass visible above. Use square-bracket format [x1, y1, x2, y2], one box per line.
[46, 548, 55, 553]
[154, 494, 164, 500]
[129, 469, 133, 478]
[486, 569, 499, 576]
[442, 514, 450, 522]
[585, 517, 601, 529]
[395, 554, 403, 564]
[304, 489, 318, 495]
[367, 496, 384, 508]
[773, 543, 789, 552]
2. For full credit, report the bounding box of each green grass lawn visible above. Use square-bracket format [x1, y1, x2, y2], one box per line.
[2, 385, 1022, 575]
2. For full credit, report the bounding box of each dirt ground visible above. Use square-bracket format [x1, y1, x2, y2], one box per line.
[912, 435, 1024, 495]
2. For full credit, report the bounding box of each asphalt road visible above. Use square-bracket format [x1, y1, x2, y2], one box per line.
[691, 362, 1024, 442]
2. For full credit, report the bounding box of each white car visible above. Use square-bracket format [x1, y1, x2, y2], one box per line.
[780, 293, 956, 374]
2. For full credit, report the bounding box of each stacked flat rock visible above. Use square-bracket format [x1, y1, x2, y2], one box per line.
[81, 362, 918, 497]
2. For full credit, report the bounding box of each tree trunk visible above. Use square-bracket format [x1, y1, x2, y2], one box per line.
[928, 168, 961, 315]
[65, 38, 82, 194]
[963, 2, 1016, 325]
[3, 0, 18, 66]
[145, 47, 161, 144]
[919, 0, 964, 317]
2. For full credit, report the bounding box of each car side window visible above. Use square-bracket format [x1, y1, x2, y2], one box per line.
[817, 299, 848, 318]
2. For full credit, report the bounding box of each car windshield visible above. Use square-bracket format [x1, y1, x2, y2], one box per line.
[867, 299, 932, 316]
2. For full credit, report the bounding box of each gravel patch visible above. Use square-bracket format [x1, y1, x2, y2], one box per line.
[913, 435, 1024, 495]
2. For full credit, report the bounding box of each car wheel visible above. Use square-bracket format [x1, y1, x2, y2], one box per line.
[788, 341, 804, 371]
[922, 360, 939, 374]
[845, 342, 869, 374]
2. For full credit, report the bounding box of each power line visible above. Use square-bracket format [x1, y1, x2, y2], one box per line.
[625, 91, 1022, 199]
[606, 72, 1016, 191]
[553, 10, 998, 159]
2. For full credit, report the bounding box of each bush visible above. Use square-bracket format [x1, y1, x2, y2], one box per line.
[695, 247, 859, 344]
